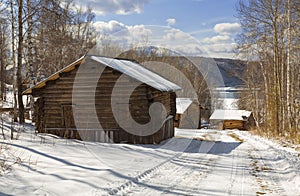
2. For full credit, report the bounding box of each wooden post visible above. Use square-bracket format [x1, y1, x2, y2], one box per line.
[10, 119, 14, 140]
[1, 114, 5, 139]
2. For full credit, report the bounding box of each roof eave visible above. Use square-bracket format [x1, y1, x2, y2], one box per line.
[22, 55, 86, 95]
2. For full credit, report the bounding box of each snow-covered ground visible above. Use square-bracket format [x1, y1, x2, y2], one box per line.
[0, 85, 13, 108]
[0, 115, 299, 195]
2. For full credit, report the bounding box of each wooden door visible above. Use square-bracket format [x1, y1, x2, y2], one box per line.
[61, 104, 76, 138]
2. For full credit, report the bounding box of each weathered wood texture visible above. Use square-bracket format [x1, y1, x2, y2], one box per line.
[221, 114, 256, 130]
[33, 62, 176, 144]
[223, 120, 244, 130]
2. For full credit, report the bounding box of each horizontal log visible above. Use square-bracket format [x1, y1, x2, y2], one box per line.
[42, 92, 150, 98]
[54, 81, 119, 87]
[42, 86, 147, 92]
[0, 108, 31, 113]
[42, 88, 147, 94]
[44, 107, 156, 116]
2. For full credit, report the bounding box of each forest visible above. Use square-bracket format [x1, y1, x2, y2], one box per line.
[236, 0, 300, 143]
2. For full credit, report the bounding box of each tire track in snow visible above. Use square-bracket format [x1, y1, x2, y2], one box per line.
[236, 131, 294, 196]
[226, 145, 240, 195]
[105, 138, 219, 195]
[105, 130, 298, 195]
[123, 132, 243, 195]
[126, 154, 217, 195]
[248, 146, 286, 195]
[106, 152, 183, 195]
[198, 142, 250, 195]
[125, 131, 248, 195]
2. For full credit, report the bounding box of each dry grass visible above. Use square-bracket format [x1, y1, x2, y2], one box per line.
[250, 128, 300, 155]
[228, 132, 244, 143]
[0, 144, 8, 176]
[250, 127, 300, 145]
[175, 135, 219, 142]
[0, 144, 23, 176]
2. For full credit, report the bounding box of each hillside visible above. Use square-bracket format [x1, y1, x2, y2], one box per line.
[213, 58, 245, 87]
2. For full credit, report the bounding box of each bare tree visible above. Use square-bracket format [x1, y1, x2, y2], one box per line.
[33, 0, 96, 79]
[237, 0, 300, 142]
[16, 0, 25, 123]
[0, 18, 9, 101]
[9, 0, 18, 122]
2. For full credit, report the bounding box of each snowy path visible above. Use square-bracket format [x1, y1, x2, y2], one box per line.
[114, 131, 255, 195]
[237, 131, 300, 196]
[108, 130, 300, 195]
[0, 125, 299, 195]
[125, 153, 216, 195]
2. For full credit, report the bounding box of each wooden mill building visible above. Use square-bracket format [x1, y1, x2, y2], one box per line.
[23, 55, 181, 144]
[209, 109, 255, 130]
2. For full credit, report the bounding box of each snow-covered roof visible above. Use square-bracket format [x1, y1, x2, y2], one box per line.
[91, 56, 181, 92]
[23, 55, 181, 95]
[176, 98, 193, 114]
[209, 109, 252, 121]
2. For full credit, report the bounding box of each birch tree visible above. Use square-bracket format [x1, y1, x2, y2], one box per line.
[0, 18, 9, 101]
[237, 0, 300, 142]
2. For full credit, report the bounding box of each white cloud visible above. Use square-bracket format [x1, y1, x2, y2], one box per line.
[202, 35, 231, 44]
[72, 0, 150, 15]
[197, 42, 238, 58]
[204, 43, 237, 53]
[93, 20, 128, 34]
[163, 28, 194, 42]
[196, 22, 241, 57]
[128, 25, 152, 39]
[160, 29, 206, 56]
[93, 20, 152, 46]
[92, 22, 206, 56]
[92, 20, 238, 58]
[166, 18, 176, 26]
[214, 22, 241, 35]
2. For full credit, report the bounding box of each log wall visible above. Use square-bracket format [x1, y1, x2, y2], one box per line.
[223, 120, 244, 130]
[33, 61, 176, 144]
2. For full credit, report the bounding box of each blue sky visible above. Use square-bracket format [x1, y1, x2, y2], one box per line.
[76, 0, 241, 58]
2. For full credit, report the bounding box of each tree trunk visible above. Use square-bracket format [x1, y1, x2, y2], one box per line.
[10, 0, 18, 122]
[273, 0, 281, 136]
[286, 0, 293, 137]
[17, 0, 25, 124]
[0, 46, 4, 101]
[27, 0, 34, 120]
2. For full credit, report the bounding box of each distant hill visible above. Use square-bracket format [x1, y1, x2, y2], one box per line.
[119, 47, 246, 87]
[188, 56, 246, 87]
[213, 58, 245, 87]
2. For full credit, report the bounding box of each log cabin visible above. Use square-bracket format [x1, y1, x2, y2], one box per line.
[209, 109, 255, 130]
[23, 55, 181, 144]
